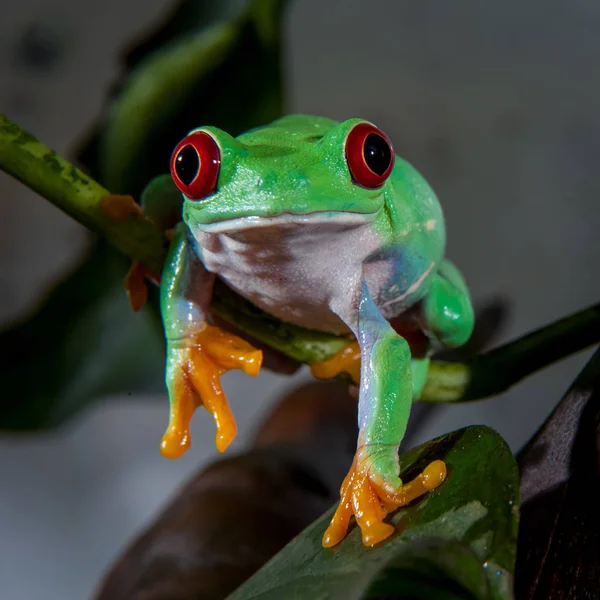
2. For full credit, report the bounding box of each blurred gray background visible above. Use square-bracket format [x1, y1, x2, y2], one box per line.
[1, 1, 599, 598]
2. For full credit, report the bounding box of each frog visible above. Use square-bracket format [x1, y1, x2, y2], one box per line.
[144, 114, 474, 548]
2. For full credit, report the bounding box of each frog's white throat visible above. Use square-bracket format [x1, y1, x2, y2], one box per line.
[191, 211, 383, 334]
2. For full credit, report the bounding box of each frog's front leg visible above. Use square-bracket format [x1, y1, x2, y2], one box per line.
[160, 223, 263, 459]
[322, 283, 447, 548]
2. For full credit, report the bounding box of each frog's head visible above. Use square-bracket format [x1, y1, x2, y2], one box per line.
[170, 115, 442, 239]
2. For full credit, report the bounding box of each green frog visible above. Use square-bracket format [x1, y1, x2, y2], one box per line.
[146, 115, 474, 547]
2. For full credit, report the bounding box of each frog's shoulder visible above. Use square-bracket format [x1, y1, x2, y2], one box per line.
[237, 114, 339, 146]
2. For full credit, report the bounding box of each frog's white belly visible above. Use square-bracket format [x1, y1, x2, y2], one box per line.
[192, 215, 390, 334]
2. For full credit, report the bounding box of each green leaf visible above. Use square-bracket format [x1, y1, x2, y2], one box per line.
[121, 0, 248, 68]
[79, 0, 288, 197]
[226, 426, 519, 600]
[0, 242, 165, 429]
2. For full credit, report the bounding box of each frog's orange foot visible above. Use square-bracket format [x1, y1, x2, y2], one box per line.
[322, 457, 447, 548]
[310, 341, 361, 384]
[125, 261, 161, 312]
[160, 324, 263, 459]
[100, 194, 165, 312]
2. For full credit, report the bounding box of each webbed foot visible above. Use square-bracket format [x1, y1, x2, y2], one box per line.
[125, 261, 160, 312]
[322, 448, 446, 547]
[161, 324, 263, 458]
[310, 341, 361, 384]
[99, 194, 167, 312]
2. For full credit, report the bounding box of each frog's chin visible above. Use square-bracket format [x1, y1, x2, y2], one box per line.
[192, 210, 377, 234]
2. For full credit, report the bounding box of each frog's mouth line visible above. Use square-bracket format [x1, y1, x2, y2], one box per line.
[193, 210, 377, 234]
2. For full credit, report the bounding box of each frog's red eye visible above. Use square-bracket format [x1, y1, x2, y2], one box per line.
[345, 123, 394, 188]
[170, 131, 221, 200]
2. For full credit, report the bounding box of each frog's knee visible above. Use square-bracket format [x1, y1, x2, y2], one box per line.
[438, 302, 473, 346]
[425, 294, 474, 348]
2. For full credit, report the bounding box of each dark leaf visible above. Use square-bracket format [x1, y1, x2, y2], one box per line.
[121, 0, 247, 68]
[0, 242, 165, 429]
[515, 345, 600, 599]
[227, 425, 519, 600]
[94, 381, 358, 600]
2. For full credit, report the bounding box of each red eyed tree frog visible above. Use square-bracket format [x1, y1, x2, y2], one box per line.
[152, 115, 474, 548]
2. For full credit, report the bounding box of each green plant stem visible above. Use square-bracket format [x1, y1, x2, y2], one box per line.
[2, 113, 599, 402]
[0, 114, 167, 274]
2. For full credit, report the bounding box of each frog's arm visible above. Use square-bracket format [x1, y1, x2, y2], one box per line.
[322, 283, 447, 547]
[159, 223, 262, 459]
[312, 259, 474, 400]
[319, 261, 473, 547]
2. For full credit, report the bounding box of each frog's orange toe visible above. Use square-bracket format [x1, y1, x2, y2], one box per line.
[361, 522, 396, 547]
[384, 459, 447, 509]
[161, 324, 263, 458]
[160, 426, 191, 459]
[202, 325, 263, 377]
[422, 460, 447, 490]
[322, 522, 347, 548]
[125, 261, 161, 312]
[323, 456, 447, 548]
[125, 261, 148, 312]
[311, 341, 361, 384]
[160, 374, 196, 459]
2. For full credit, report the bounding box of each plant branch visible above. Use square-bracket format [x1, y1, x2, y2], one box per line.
[0, 114, 167, 274]
[2, 113, 599, 402]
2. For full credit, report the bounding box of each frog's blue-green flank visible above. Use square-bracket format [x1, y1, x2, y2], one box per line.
[153, 114, 475, 548]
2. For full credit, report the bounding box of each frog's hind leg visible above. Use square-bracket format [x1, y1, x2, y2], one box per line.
[420, 259, 474, 349]
[322, 283, 446, 548]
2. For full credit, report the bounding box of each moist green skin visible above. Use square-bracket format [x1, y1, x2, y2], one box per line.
[158, 114, 474, 489]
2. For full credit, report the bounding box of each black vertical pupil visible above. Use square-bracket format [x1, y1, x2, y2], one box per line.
[363, 133, 391, 176]
[175, 145, 200, 186]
